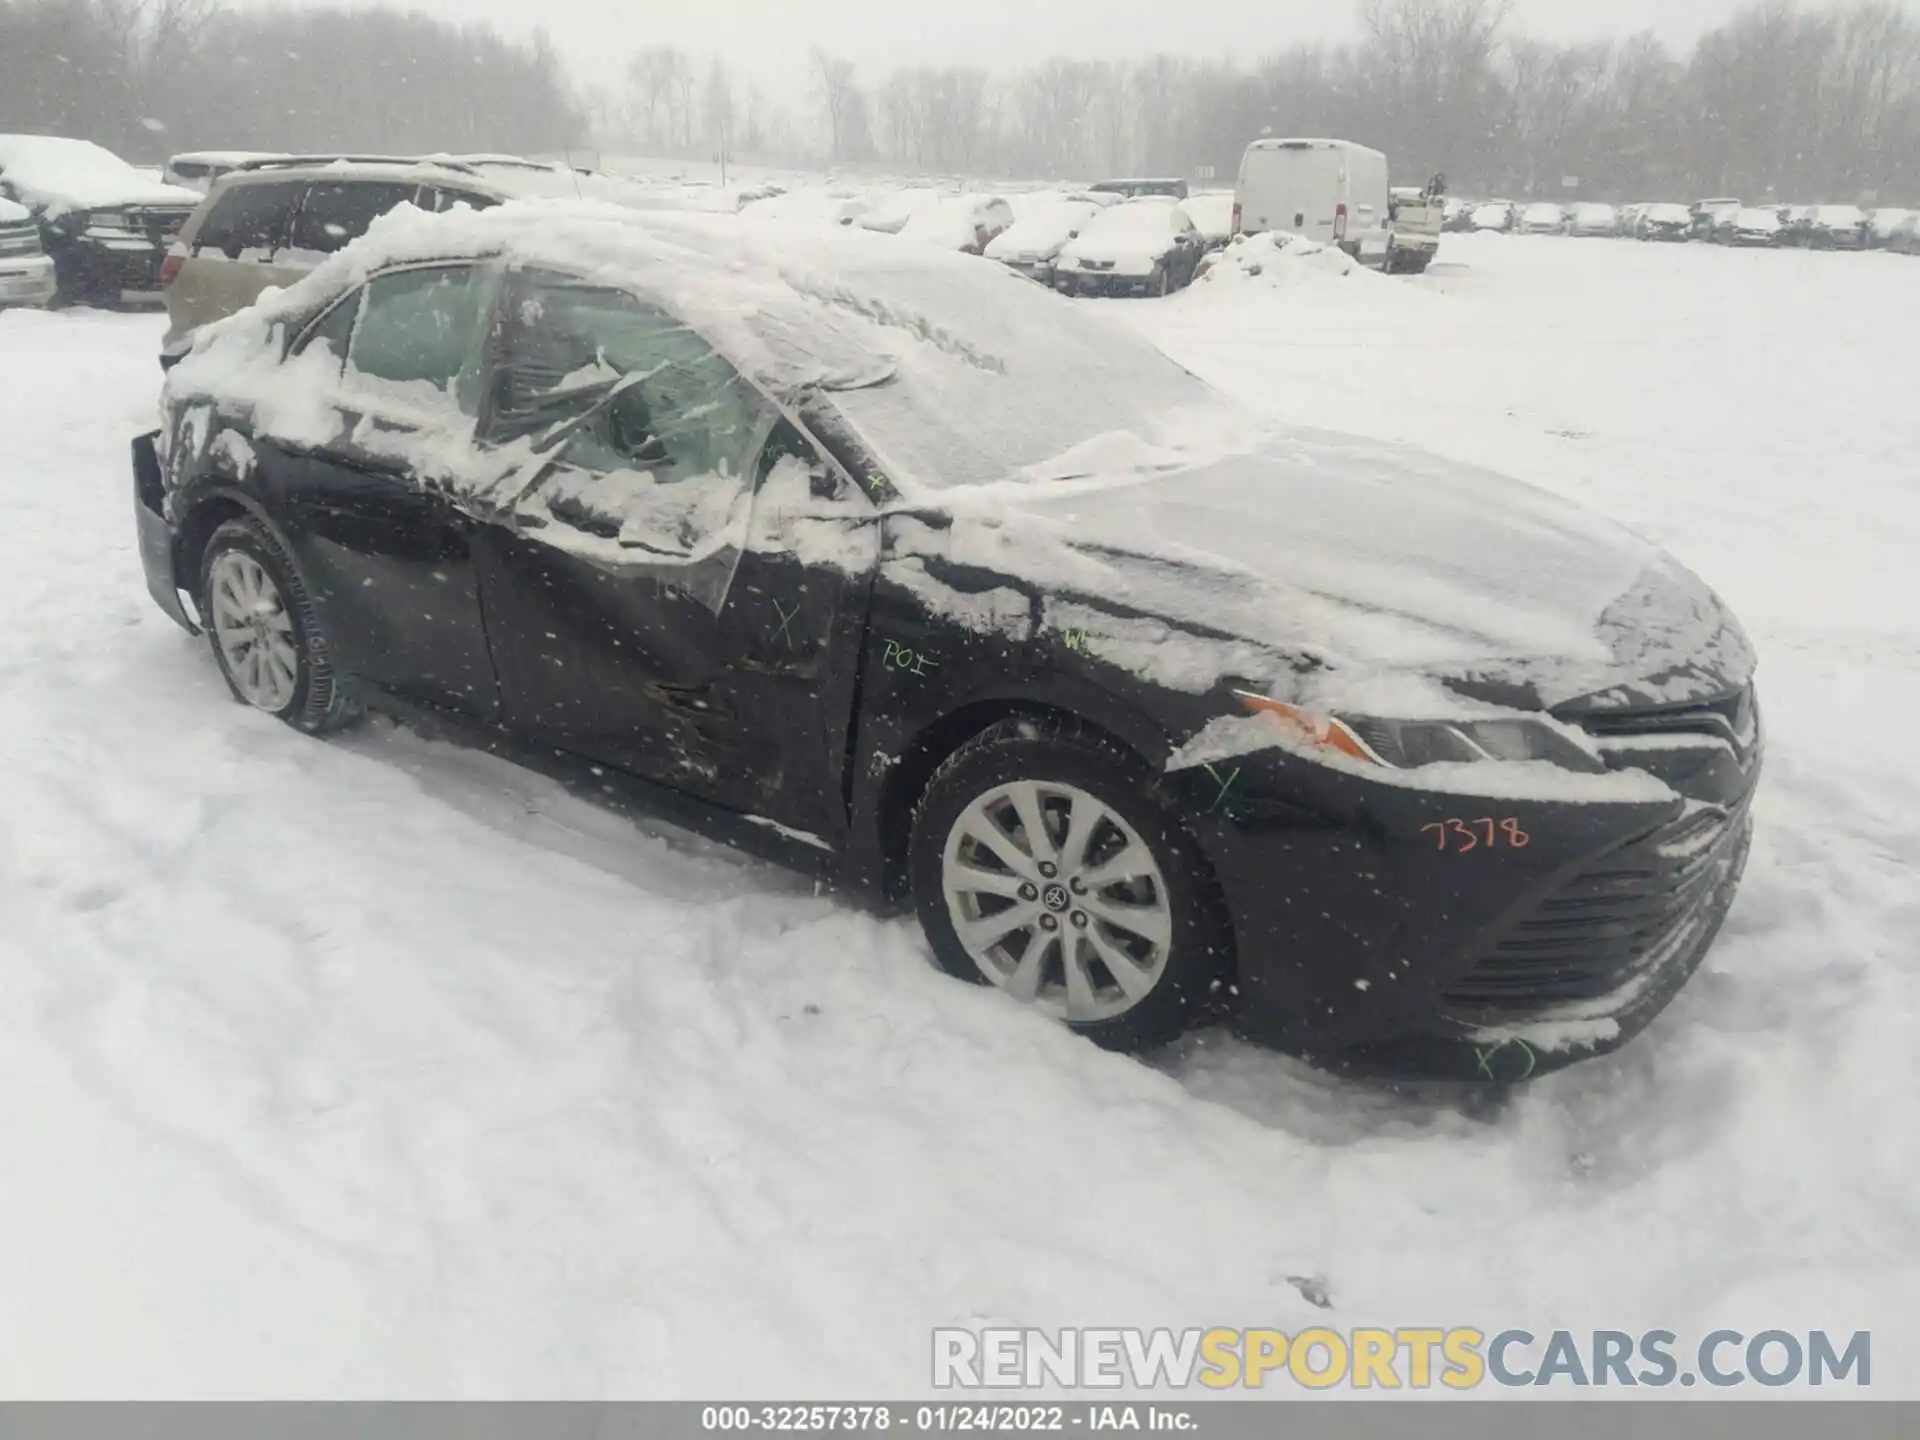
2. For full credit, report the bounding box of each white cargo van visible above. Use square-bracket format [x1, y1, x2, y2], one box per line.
[1232, 138, 1391, 266]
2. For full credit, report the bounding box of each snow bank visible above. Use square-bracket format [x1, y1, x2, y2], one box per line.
[1194, 231, 1361, 287]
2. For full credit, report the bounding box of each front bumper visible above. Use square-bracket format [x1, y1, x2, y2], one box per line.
[1172, 694, 1762, 1080]
[1055, 267, 1156, 297]
[0, 253, 57, 306]
[132, 430, 198, 634]
[52, 232, 171, 304]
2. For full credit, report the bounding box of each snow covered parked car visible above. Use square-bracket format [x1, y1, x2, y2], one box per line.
[1178, 192, 1235, 250]
[0, 134, 198, 305]
[1867, 208, 1912, 248]
[161, 154, 675, 366]
[1722, 207, 1783, 247]
[1637, 202, 1693, 241]
[1518, 202, 1566, 235]
[896, 194, 1015, 255]
[1469, 201, 1515, 232]
[0, 194, 58, 307]
[1567, 202, 1618, 237]
[1803, 204, 1871, 250]
[983, 198, 1100, 283]
[1054, 200, 1205, 296]
[1886, 213, 1920, 255]
[1692, 197, 1741, 240]
[135, 202, 1763, 1081]
[856, 187, 944, 235]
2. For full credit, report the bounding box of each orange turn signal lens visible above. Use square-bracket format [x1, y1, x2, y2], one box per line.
[1232, 690, 1385, 765]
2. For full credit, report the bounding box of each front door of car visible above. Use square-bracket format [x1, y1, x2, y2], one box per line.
[262, 262, 503, 721]
[468, 269, 879, 838]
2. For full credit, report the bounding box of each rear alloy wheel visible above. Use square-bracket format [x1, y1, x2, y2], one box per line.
[910, 719, 1227, 1050]
[199, 516, 358, 734]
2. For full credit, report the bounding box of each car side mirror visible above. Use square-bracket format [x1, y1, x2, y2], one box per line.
[810, 465, 846, 502]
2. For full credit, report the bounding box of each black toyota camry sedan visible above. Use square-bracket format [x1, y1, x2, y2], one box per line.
[134, 201, 1761, 1081]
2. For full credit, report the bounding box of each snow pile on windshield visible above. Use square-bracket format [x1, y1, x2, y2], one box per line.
[1194, 231, 1358, 287]
[0, 134, 199, 212]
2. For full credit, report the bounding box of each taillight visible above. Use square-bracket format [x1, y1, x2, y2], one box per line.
[1230, 201, 1242, 235]
[160, 247, 184, 286]
[1334, 204, 1349, 242]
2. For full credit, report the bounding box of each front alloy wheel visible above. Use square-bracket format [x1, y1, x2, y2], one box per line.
[208, 549, 300, 712]
[199, 515, 357, 734]
[941, 780, 1172, 1024]
[910, 718, 1227, 1050]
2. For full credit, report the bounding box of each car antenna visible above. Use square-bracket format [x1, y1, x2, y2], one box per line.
[561, 147, 584, 200]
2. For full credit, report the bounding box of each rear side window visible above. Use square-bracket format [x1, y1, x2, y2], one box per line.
[193, 182, 299, 258]
[290, 181, 423, 255]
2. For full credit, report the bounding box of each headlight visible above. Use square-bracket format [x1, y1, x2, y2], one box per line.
[84, 210, 137, 233]
[1232, 690, 1605, 773]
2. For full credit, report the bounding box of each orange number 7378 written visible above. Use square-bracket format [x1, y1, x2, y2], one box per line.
[1420, 817, 1531, 853]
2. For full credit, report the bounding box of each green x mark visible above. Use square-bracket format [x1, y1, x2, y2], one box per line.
[1202, 763, 1242, 816]
[771, 598, 801, 652]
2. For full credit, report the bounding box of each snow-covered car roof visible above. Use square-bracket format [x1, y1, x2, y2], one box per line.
[1572, 203, 1616, 220]
[1522, 202, 1564, 220]
[1869, 207, 1913, 236]
[1813, 205, 1867, 225]
[169, 150, 290, 168]
[983, 200, 1099, 261]
[0, 134, 199, 212]
[1734, 207, 1780, 227]
[172, 199, 1226, 495]
[1643, 203, 1691, 222]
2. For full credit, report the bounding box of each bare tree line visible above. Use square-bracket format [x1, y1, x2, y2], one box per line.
[0, 0, 580, 158]
[6, 0, 1918, 204]
[786, 0, 1920, 201]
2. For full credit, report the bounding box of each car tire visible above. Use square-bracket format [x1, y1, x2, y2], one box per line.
[198, 515, 358, 735]
[909, 716, 1229, 1052]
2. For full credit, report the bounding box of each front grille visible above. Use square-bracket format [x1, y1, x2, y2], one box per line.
[1441, 801, 1750, 1018]
[1573, 684, 1758, 760]
[0, 222, 39, 256]
[118, 206, 194, 245]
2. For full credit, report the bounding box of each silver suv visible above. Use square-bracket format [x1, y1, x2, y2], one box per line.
[160, 155, 638, 364]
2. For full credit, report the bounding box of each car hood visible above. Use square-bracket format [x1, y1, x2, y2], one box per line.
[1059, 234, 1171, 268]
[4, 172, 198, 215]
[1004, 429, 1754, 711]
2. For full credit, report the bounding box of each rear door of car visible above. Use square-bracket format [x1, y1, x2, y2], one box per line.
[167, 177, 303, 344]
[468, 266, 880, 836]
[258, 262, 505, 720]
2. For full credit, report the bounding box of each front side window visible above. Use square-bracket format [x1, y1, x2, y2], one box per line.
[491, 269, 783, 607]
[290, 181, 423, 255]
[347, 264, 491, 408]
[194, 182, 298, 258]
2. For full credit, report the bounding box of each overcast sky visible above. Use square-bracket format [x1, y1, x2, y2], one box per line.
[389, 0, 1920, 96]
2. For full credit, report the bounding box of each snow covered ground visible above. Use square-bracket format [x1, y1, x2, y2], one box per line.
[1, 231, 1916, 1396]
